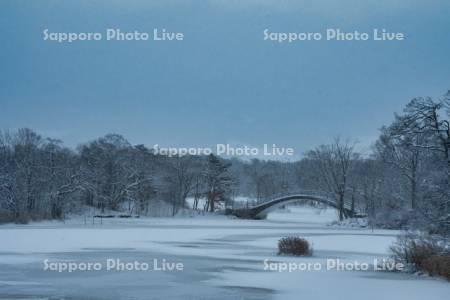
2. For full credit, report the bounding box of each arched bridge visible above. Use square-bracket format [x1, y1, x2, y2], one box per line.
[226, 192, 359, 220]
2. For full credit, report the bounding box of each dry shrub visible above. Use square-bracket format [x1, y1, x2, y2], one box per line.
[422, 255, 450, 281]
[390, 233, 449, 280]
[409, 242, 440, 269]
[278, 237, 312, 256]
[390, 234, 442, 267]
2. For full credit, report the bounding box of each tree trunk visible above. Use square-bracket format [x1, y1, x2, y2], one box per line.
[350, 192, 355, 217]
[338, 193, 344, 221]
[411, 176, 417, 210]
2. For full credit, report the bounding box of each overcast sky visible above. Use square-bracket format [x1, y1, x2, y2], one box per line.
[1, 0, 450, 157]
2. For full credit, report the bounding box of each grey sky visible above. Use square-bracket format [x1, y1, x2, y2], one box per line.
[1, 0, 449, 157]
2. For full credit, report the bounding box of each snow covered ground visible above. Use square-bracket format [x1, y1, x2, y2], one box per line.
[0, 206, 449, 299]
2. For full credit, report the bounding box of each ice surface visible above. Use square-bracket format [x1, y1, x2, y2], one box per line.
[0, 206, 448, 299]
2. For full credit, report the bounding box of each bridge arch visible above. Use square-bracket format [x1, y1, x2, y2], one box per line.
[227, 194, 355, 220]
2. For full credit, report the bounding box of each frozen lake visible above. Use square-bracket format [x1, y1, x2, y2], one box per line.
[1, 207, 449, 299]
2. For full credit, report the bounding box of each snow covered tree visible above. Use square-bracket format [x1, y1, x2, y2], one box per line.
[385, 93, 450, 234]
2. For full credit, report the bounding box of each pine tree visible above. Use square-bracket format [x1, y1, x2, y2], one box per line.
[204, 154, 232, 212]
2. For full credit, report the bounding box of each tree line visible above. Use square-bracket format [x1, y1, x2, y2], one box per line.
[0, 91, 449, 236]
[0, 131, 235, 222]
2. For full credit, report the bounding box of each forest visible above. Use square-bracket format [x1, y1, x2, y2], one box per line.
[1, 92, 449, 237]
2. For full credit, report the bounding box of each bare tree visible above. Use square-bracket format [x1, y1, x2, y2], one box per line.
[375, 124, 424, 210]
[307, 137, 357, 220]
[163, 155, 199, 216]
